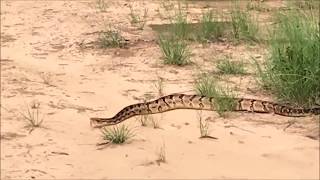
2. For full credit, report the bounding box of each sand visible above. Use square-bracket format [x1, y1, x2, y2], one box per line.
[1, 0, 319, 179]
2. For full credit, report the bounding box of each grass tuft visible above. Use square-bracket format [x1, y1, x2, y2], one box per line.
[129, 5, 148, 30]
[20, 101, 44, 132]
[155, 142, 166, 165]
[153, 75, 165, 97]
[158, 35, 190, 66]
[216, 59, 246, 75]
[101, 125, 134, 144]
[288, 0, 320, 10]
[171, 3, 190, 40]
[151, 118, 161, 129]
[195, 74, 237, 116]
[258, 9, 320, 106]
[198, 111, 210, 137]
[98, 29, 125, 48]
[231, 4, 259, 42]
[137, 115, 149, 127]
[197, 10, 223, 42]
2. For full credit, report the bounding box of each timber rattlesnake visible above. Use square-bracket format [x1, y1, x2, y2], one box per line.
[90, 94, 320, 128]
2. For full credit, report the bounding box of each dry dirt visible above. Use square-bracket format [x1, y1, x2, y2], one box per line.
[1, 0, 319, 179]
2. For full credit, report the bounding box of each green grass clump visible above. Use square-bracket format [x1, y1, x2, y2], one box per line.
[197, 10, 223, 42]
[198, 111, 210, 137]
[195, 74, 237, 116]
[216, 59, 246, 75]
[101, 125, 134, 144]
[288, 0, 320, 10]
[129, 5, 148, 30]
[98, 30, 125, 48]
[171, 4, 189, 40]
[259, 9, 320, 106]
[231, 5, 258, 42]
[158, 35, 190, 66]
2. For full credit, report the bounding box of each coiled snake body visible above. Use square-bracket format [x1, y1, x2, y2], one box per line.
[90, 94, 320, 128]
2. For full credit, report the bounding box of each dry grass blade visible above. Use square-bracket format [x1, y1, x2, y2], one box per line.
[155, 142, 166, 165]
[20, 101, 44, 133]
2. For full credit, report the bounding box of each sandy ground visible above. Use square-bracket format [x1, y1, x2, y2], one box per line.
[1, 0, 319, 179]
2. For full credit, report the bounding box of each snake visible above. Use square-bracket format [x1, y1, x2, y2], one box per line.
[90, 93, 320, 128]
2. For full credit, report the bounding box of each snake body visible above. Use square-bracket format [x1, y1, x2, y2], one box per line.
[90, 94, 320, 128]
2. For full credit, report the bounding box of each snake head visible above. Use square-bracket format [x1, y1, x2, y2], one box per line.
[90, 117, 117, 128]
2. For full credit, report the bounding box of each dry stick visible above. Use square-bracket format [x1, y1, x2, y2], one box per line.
[96, 142, 111, 150]
[224, 124, 256, 134]
[199, 135, 218, 140]
[283, 120, 296, 132]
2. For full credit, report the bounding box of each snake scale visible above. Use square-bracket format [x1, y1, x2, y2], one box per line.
[90, 94, 320, 128]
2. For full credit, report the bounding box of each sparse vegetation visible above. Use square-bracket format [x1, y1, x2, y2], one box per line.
[98, 29, 125, 48]
[198, 111, 210, 137]
[20, 101, 44, 132]
[246, 0, 269, 12]
[157, 2, 192, 66]
[197, 10, 223, 42]
[258, 9, 320, 106]
[171, 4, 189, 40]
[153, 75, 165, 96]
[101, 125, 134, 144]
[137, 114, 149, 127]
[195, 74, 237, 116]
[216, 58, 246, 75]
[151, 118, 161, 129]
[129, 5, 148, 30]
[231, 4, 259, 42]
[4, 0, 320, 177]
[288, 0, 320, 10]
[151, 75, 165, 129]
[158, 35, 190, 66]
[155, 142, 166, 165]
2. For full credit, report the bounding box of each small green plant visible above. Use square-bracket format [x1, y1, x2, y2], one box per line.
[231, 4, 258, 42]
[129, 5, 148, 30]
[96, 0, 107, 12]
[137, 115, 149, 127]
[98, 29, 125, 48]
[171, 4, 189, 40]
[155, 142, 166, 165]
[216, 59, 246, 75]
[288, 0, 320, 10]
[101, 125, 134, 144]
[151, 75, 165, 129]
[197, 10, 223, 42]
[198, 111, 210, 137]
[137, 98, 154, 127]
[151, 118, 161, 129]
[158, 35, 190, 66]
[195, 74, 236, 116]
[153, 75, 165, 96]
[20, 101, 44, 132]
[259, 9, 320, 106]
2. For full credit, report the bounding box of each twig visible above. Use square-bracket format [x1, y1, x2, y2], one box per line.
[224, 124, 256, 134]
[199, 135, 218, 140]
